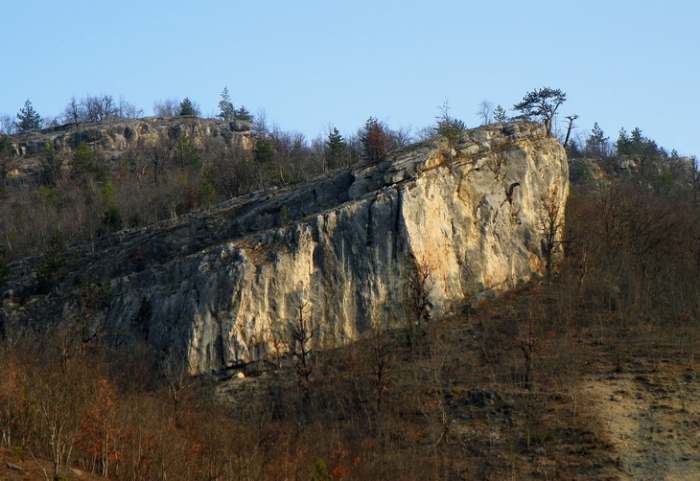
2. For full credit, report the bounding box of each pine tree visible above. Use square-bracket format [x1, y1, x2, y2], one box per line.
[16, 99, 42, 132]
[325, 127, 346, 169]
[218, 87, 235, 122]
[493, 105, 507, 123]
[234, 106, 253, 122]
[513, 87, 567, 135]
[627, 127, 660, 159]
[630, 127, 644, 146]
[179, 97, 197, 116]
[616, 128, 631, 156]
[585, 122, 609, 158]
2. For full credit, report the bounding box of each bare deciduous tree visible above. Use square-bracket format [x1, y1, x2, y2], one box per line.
[153, 98, 180, 118]
[538, 186, 564, 281]
[288, 298, 314, 387]
[63, 97, 82, 127]
[476, 100, 494, 125]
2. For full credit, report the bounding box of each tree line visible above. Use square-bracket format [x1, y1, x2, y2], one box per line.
[0, 86, 696, 268]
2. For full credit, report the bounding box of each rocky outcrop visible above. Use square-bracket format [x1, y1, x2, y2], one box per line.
[6, 117, 254, 181]
[1, 122, 568, 375]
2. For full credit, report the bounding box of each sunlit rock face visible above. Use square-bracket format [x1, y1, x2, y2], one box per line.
[1, 122, 568, 375]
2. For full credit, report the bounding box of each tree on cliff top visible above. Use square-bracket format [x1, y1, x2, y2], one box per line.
[234, 106, 253, 122]
[585, 122, 609, 158]
[493, 105, 508, 123]
[325, 127, 347, 170]
[178, 97, 199, 117]
[360, 117, 392, 162]
[16, 99, 42, 132]
[435, 100, 466, 149]
[513, 87, 566, 136]
[218, 87, 235, 122]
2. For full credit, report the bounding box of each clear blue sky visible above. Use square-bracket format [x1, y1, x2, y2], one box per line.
[2, 0, 698, 155]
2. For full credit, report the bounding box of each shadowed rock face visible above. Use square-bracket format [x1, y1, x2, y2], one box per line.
[1, 122, 568, 375]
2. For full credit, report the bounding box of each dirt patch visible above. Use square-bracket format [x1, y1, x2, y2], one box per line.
[583, 362, 700, 480]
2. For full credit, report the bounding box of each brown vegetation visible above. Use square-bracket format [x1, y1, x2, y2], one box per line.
[2, 108, 699, 479]
[0, 113, 421, 264]
[1, 165, 699, 480]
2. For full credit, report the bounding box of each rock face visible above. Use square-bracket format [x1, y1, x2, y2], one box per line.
[6, 117, 254, 182]
[1, 122, 568, 375]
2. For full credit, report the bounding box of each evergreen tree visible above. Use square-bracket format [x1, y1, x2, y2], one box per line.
[513, 87, 566, 135]
[218, 87, 235, 122]
[616, 128, 631, 155]
[585, 122, 609, 158]
[493, 105, 507, 123]
[16, 99, 42, 132]
[325, 127, 346, 169]
[175, 136, 201, 169]
[630, 127, 642, 142]
[630, 127, 660, 158]
[179, 97, 197, 116]
[434, 101, 466, 148]
[72, 143, 97, 178]
[617, 127, 659, 158]
[254, 136, 274, 163]
[234, 106, 253, 122]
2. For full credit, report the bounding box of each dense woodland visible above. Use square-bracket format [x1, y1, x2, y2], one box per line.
[0, 89, 699, 480]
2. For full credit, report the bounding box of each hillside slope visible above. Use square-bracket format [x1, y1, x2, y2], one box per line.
[1, 122, 568, 375]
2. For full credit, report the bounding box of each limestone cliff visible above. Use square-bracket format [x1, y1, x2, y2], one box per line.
[6, 116, 253, 182]
[1, 122, 568, 375]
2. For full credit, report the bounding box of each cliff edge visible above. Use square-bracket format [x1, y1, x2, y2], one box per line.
[1, 122, 568, 374]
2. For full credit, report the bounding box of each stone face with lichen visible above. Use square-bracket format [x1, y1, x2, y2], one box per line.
[1, 122, 568, 375]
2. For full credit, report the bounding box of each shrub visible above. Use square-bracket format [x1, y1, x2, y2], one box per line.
[435, 101, 466, 149]
[310, 459, 333, 481]
[175, 136, 200, 169]
[101, 206, 123, 232]
[72, 143, 98, 178]
[254, 136, 275, 163]
[436, 117, 466, 149]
